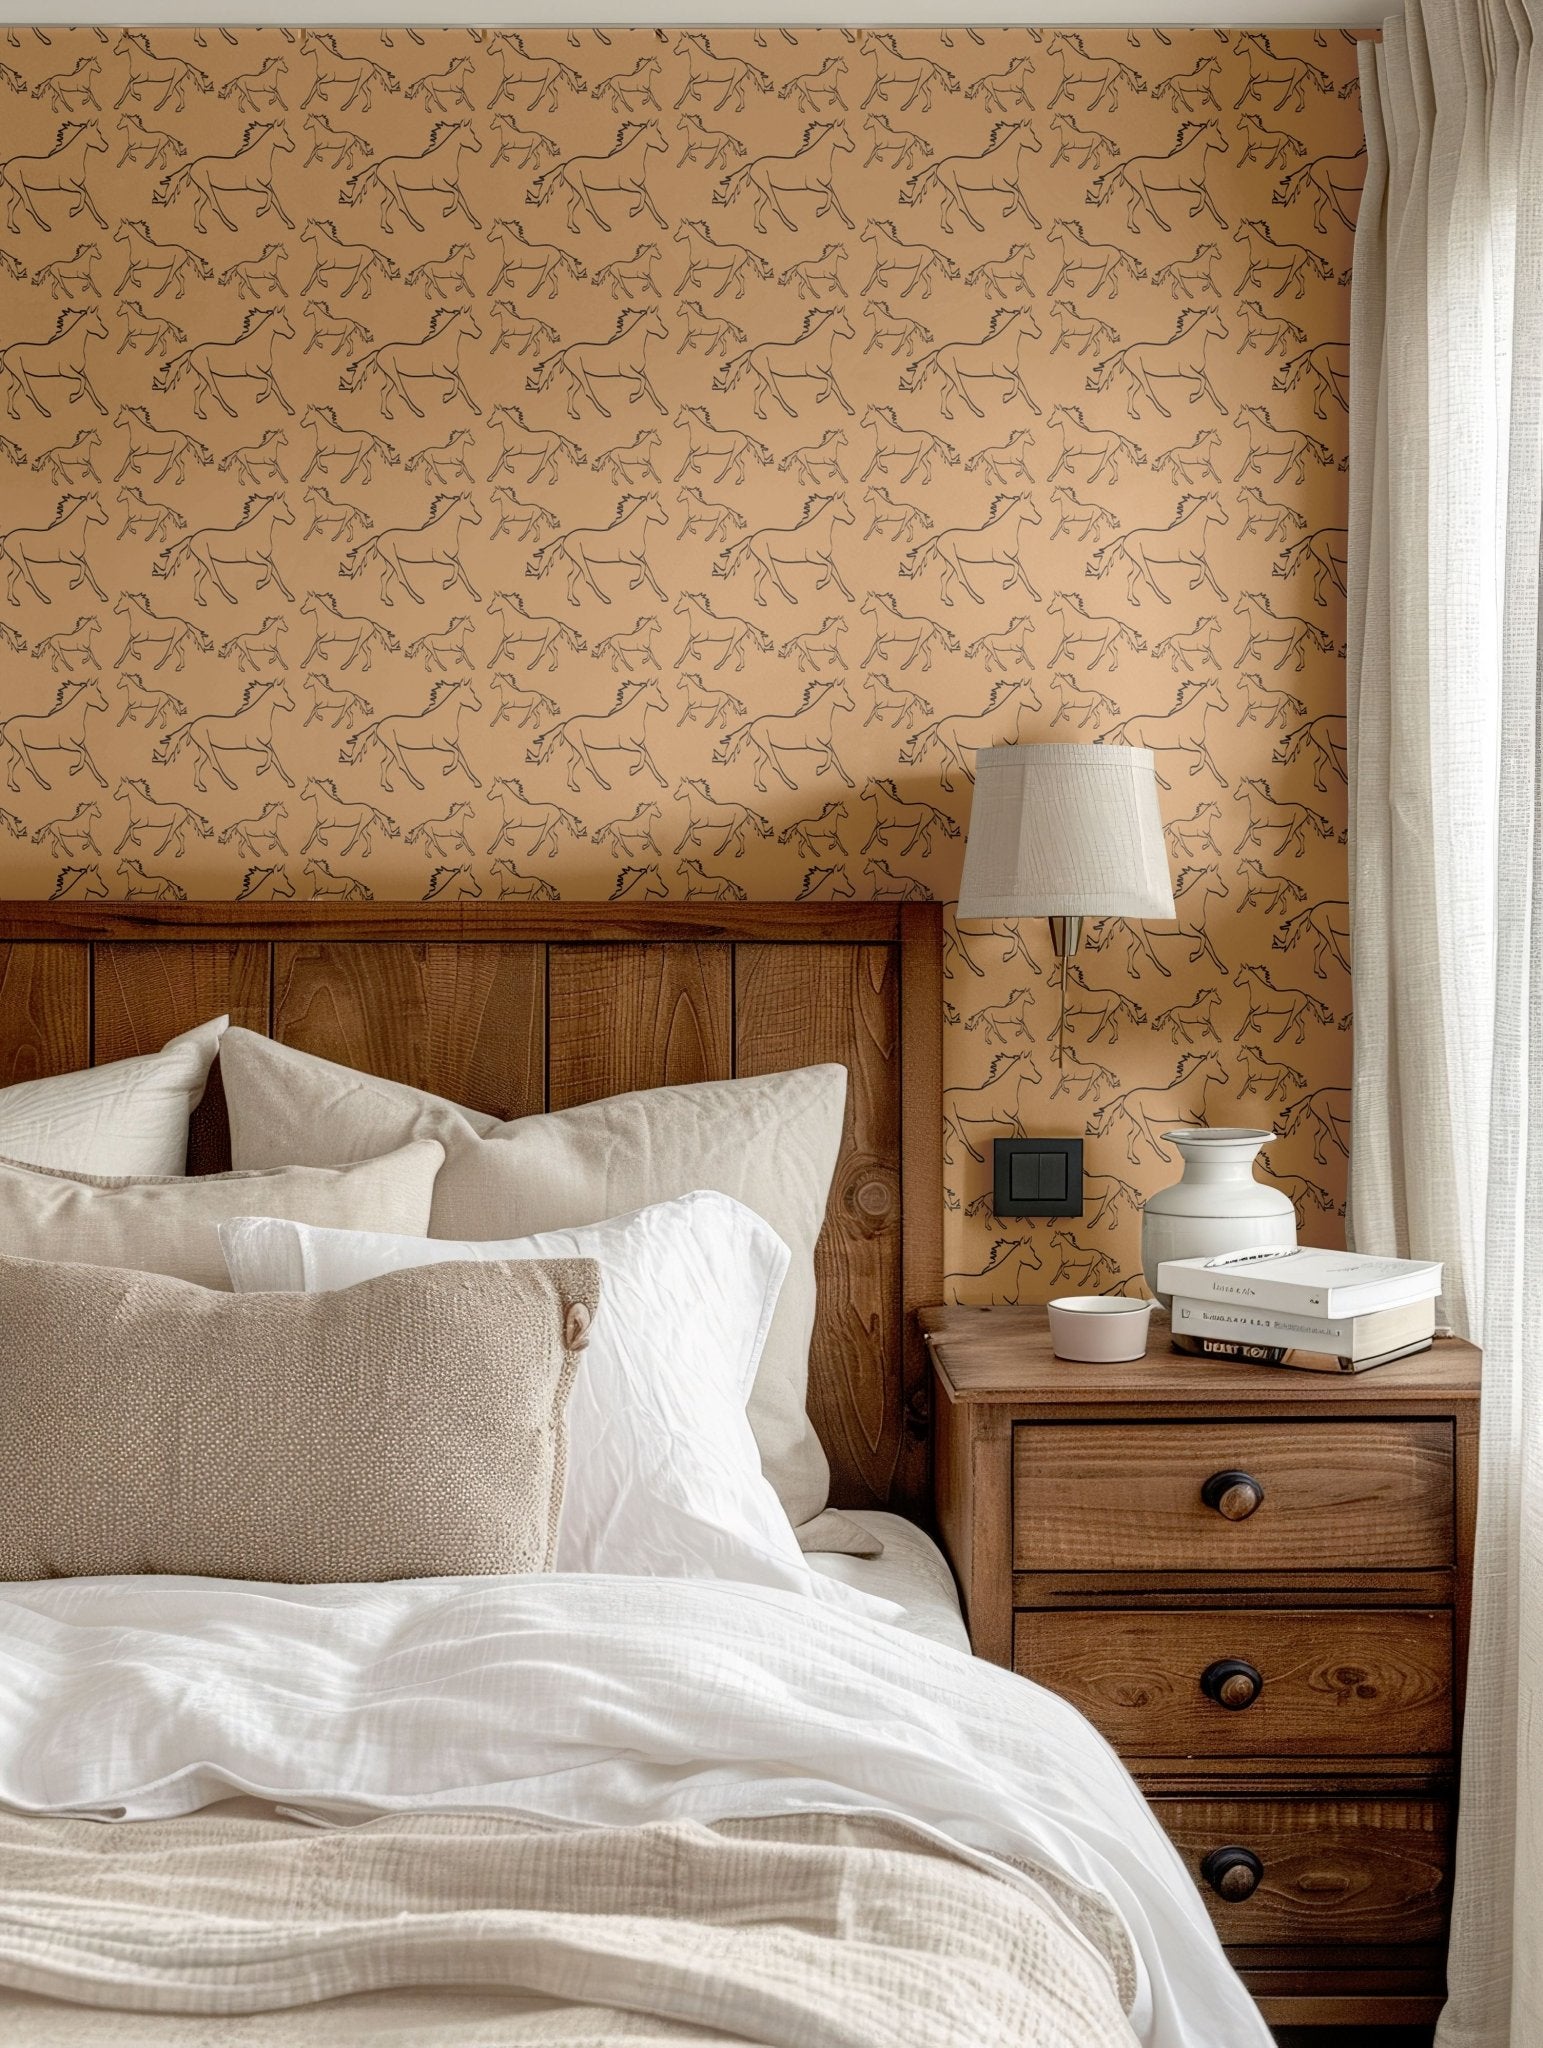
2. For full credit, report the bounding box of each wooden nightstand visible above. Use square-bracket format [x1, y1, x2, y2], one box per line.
[922, 1303, 1480, 2037]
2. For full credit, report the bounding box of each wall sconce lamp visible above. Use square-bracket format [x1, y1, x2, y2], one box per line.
[956, 744, 1175, 1066]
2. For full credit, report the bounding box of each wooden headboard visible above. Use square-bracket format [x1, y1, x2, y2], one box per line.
[0, 901, 943, 1518]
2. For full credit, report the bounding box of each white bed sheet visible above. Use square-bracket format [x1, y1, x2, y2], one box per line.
[806, 1510, 970, 1654]
[0, 1571, 1271, 2048]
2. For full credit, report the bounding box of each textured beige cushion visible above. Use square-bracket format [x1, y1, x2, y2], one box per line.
[0, 1142, 445, 1290]
[219, 1030, 845, 1534]
[0, 1017, 225, 1177]
[0, 1253, 599, 1584]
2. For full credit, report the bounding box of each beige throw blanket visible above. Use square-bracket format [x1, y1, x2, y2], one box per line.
[0, 1808, 1137, 2048]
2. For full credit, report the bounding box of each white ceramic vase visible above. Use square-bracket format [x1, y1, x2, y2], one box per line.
[1140, 1127, 1297, 1303]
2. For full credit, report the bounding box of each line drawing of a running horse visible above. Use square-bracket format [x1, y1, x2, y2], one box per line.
[0, 494, 108, 606]
[341, 119, 483, 234]
[711, 308, 855, 422]
[0, 121, 108, 235]
[151, 678, 294, 793]
[340, 491, 482, 606]
[152, 492, 294, 606]
[152, 307, 294, 421]
[712, 492, 855, 607]
[526, 120, 668, 234]
[339, 307, 482, 421]
[153, 120, 295, 235]
[712, 679, 856, 794]
[339, 678, 484, 793]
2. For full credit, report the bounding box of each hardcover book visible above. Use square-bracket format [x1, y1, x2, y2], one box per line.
[1169, 1295, 1436, 1361]
[1170, 1331, 1435, 1375]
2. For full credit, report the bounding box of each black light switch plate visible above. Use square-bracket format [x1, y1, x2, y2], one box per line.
[992, 1137, 1083, 1218]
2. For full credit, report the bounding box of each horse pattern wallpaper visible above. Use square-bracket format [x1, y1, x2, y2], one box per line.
[0, 25, 1362, 1299]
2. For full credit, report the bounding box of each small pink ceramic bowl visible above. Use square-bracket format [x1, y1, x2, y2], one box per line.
[1047, 1295, 1153, 1364]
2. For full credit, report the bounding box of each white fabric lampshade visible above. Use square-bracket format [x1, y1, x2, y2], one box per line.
[956, 745, 1175, 920]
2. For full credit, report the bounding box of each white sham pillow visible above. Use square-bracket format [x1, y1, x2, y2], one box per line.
[219, 1192, 897, 1618]
[0, 1016, 226, 1177]
[0, 1141, 445, 1292]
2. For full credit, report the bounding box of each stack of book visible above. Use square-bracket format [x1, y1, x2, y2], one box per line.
[1156, 1247, 1444, 1374]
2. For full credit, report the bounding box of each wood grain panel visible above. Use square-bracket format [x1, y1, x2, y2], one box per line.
[0, 904, 906, 945]
[735, 942, 910, 1512]
[1016, 1609, 1452, 1758]
[93, 943, 270, 1056]
[272, 943, 545, 1122]
[934, 1396, 1012, 1664]
[1153, 1798, 1450, 1950]
[1014, 1420, 1455, 1573]
[899, 904, 943, 1483]
[93, 941, 271, 1175]
[0, 943, 87, 1087]
[1253, 1993, 1446, 2029]
[547, 944, 731, 1109]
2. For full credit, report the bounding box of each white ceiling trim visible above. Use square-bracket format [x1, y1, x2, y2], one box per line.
[0, 6, 1383, 30]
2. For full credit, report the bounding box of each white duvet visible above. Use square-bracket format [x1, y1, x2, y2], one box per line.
[0, 1572, 1270, 2048]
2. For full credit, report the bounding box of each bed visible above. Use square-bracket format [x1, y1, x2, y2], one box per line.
[0, 901, 1269, 2047]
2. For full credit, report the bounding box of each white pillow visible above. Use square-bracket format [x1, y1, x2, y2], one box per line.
[0, 1016, 226, 1177]
[220, 1192, 896, 1618]
[218, 1029, 846, 1539]
[0, 1141, 445, 1292]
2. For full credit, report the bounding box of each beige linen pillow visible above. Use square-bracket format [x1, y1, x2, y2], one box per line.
[0, 1252, 599, 1584]
[218, 1028, 845, 1535]
[0, 1141, 445, 1290]
[0, 1017, 226, 1177]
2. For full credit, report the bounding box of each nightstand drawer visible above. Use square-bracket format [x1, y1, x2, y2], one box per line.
[1151, 1797, 1450, 1950]
[1014, 1419, 1454, 1573]
[1015, 1608, 1453, 1757]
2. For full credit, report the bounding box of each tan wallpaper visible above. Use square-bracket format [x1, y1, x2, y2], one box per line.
[0, 25, 1362, 1298]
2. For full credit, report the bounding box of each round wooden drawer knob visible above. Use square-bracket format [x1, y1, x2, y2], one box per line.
[1201, 1469, 1265, 1521]
[1201, 1846, 1264, 1902]
[1201, 1658, 1264, 1711]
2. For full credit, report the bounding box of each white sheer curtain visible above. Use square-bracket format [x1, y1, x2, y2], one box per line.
[1350, 4, 1543, 2041]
